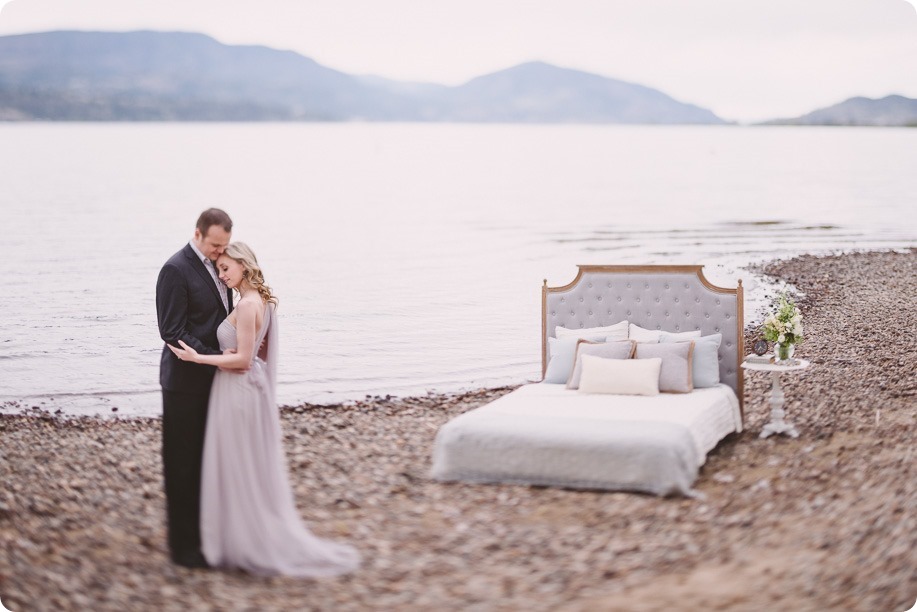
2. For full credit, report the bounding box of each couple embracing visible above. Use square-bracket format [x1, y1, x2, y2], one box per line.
[156, 208, 359, 576]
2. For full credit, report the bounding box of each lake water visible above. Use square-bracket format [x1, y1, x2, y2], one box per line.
[1, 123, 914, 417]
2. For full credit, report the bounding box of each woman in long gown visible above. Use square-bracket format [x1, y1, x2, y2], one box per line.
[169, 242, 359, 577]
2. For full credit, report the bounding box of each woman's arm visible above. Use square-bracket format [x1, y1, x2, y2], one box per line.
[169, 300, 259, 369]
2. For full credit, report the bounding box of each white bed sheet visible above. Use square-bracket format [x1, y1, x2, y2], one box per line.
[431, 383, 742, 496]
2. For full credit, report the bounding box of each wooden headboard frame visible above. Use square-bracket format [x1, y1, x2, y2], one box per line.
[542, 265, 744, 418]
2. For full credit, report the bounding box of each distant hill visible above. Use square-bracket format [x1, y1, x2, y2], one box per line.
[763, 95, 917, 127]
[435, 61, 724, 124]
[0, 30, 726, 123]
[0, 30, 396, 120]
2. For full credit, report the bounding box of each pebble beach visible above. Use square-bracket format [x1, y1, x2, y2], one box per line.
[1, 249, 915, 611]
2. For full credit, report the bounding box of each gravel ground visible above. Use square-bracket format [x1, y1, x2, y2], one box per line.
[2, 250, 915, 611]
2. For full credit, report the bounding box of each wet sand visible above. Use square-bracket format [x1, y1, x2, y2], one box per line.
[1, 249, 914, 611]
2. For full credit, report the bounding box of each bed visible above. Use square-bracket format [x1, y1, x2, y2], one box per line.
[431, 265, 745, 496]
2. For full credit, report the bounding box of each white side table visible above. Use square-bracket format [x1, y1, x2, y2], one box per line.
[741, 358, 810, 439]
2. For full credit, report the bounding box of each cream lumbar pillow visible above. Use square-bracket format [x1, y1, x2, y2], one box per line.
[577, 355, 662, 396]
[555, 320, 629, 341]
[629, 324, 701, 343]
[566, 339, 636, 390]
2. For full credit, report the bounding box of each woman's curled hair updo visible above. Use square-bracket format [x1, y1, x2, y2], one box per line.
[222, 242, 278, 306]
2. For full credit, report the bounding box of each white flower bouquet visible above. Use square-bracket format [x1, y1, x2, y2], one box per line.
[762, 293, 804, 357]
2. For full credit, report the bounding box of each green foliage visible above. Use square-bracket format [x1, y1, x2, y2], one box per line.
[761, 293, 804, 345]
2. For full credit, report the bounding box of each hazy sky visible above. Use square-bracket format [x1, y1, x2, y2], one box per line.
[1, 0, 916, 122]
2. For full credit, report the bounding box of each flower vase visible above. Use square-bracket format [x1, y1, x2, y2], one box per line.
[774, 342, 795, 363]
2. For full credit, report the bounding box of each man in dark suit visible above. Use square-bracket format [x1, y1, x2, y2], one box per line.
[156, 208, 233, 568]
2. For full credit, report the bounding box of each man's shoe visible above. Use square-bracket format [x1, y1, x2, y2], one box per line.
[173, 550, 210, 569]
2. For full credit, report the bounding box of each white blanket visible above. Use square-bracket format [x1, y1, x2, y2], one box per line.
[431, 383, 742, 496]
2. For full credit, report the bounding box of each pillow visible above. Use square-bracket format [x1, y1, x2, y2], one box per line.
[555, 320, 628, 341]
[578, 355, 661, 396]
[566, 340, 636, 390]
[634, 342, 694, 393]
[629, 324, 701, 343]
[660, 333, 722, 388]
[543, 335, 605, 383]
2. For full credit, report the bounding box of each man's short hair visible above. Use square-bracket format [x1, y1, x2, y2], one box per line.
[196, 208, 233, 236]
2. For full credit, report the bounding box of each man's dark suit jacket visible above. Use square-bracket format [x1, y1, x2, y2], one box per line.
[156, 243, 233, 395]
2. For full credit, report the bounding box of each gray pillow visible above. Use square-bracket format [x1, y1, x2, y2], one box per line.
[660, 333, 721, 388]
[566, 340, 636, 390]
[543, 334, 607, 384]
[634, 342, 694, 393]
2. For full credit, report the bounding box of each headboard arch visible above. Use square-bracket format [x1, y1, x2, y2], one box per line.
[542, 265, 744, 415]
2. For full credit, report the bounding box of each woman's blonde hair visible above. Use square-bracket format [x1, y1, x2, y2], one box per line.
[222, 242, 278, 306]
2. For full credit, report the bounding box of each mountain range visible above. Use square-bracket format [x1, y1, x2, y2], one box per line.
[0, 30, 724, 123]
[0, 30, 913, 126]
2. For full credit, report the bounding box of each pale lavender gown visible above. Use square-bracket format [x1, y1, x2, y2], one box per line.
[200, 304, 360, 577]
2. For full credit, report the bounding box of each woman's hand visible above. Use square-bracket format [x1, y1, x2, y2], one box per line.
[168, 340, 200, 363]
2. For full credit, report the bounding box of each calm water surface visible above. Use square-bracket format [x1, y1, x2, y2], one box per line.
[1, 123, 914, 416]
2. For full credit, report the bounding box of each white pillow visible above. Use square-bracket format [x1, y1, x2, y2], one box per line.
[555, 320, 628, 341]
[629, 323, 701, 343]
[577, 355, 662, 396]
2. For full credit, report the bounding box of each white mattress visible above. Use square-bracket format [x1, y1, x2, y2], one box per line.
[431, 383, 742, 496]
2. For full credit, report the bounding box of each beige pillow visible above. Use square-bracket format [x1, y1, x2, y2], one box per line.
[566, 340, 636, 390]
[629, 323, 701, 343]
[577, 355, 662, 396]
[634, 342, 695, 393]
[555, 320, 629, 341]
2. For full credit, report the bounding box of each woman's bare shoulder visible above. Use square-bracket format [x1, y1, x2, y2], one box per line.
[234, 297, 264, 317]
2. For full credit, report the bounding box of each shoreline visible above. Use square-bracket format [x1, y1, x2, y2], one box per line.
[3, 245, 912, 421]
[1, 249, 915, 610]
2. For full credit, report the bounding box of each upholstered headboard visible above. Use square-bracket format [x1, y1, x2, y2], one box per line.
[542, 265, 744, 415]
